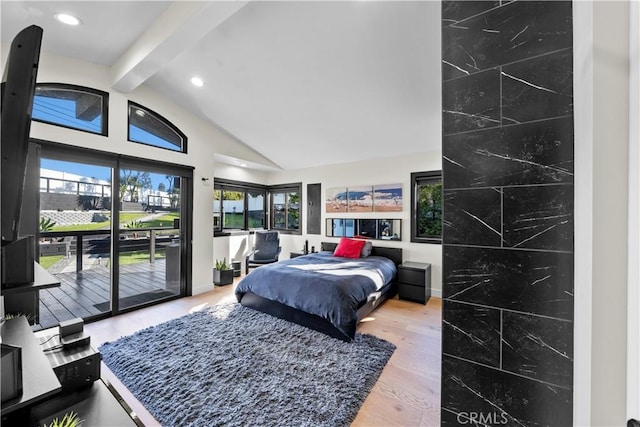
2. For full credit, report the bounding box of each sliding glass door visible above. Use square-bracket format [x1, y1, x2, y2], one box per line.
[37, 143, 192, 329]
[38, 157, 114, 326]
[116, 166, 184, 310]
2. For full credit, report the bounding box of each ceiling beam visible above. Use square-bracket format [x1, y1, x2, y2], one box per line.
[110, 1, 247, 93]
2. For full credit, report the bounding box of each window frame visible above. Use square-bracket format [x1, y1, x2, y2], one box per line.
[32, 83, 109, 136]
[269, 182, 302, 235]
[127, 101, 188, 153]
[411, 170, 442, 244]
[214, 178, 268, 235]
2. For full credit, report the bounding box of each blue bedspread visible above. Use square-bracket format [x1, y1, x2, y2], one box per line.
[235, 251, 397, 339]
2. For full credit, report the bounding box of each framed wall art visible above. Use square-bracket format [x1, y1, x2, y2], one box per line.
[373, 183, 402, 212]
[346, 186, 373, 212]
[325, 187, 348, 213]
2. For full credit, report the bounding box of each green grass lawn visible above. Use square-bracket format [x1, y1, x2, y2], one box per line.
[51, 222, 111, 232]
[141, 213, 180, 228]
[120, 212, 148, 223]
[224, 213, 244, 228]
[39, 255, 64, 269]
[118, 250, 166, 266]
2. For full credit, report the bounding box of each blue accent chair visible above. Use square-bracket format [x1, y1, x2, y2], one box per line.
[245, 231, 281, 274]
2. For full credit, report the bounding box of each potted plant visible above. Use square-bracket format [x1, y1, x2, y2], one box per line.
[213, 257, 233, 286]
[44, 411, 83, 427]
[124, 219, 143, 239]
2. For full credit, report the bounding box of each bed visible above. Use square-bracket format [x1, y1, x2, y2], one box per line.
[235, 241, 402, 341]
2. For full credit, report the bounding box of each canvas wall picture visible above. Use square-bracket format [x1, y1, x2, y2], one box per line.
[347, 186, 373, 212]
[373, 184, 402, 212]
[326, 187, 348, 213]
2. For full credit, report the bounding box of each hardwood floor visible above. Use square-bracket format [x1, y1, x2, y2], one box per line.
[85, 277, 442, 426]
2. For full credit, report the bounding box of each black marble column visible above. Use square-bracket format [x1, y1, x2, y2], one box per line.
[441, 1, 574, 425]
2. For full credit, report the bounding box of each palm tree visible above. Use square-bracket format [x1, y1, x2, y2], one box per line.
[119, 169, 152, 203]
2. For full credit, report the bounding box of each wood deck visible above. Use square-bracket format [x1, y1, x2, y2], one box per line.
[38, 258, 181, 330]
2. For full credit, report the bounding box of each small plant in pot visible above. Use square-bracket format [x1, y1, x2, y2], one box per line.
[43, 411, 83, 427]
[213, 257, 233, 286]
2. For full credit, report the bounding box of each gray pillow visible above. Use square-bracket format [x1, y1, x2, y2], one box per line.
[360, 240, 373, 257]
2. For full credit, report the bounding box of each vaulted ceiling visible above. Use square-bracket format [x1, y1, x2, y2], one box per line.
[1, 1, 442, 171]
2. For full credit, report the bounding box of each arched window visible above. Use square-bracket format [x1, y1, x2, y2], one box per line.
[32, 83, 109, 135]
[128, 101, 187, 153]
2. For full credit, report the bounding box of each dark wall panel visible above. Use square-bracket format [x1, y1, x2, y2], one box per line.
[502, 51, 574, 124]
[443, 69, 501, 134]
[441, 1, 574, 424]
[503, 185, 574, 251]
[442, 1, 573, 80]
[442, 1, 499, 24]
[442, 356, 573, 426]
[443, 246, 574, 320]
[443, 117, 574, 188]
[443, 188, 502, 246]
[442, 301, 501, 367]
[502, 312, 574, 387]
[306, 183, 321, 235]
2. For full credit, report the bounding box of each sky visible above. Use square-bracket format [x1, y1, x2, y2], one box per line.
[33, 92, 181, 151]
[41, 158, 174, 191]
[34, 93, 181, 190]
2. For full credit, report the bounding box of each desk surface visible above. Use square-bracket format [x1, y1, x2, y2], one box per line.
[30, 380, 141, 427]
[1, 263, 61, 295]
[0, 317, 62, 415]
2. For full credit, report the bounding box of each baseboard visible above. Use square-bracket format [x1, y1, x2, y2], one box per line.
[191, 283, 213, 296]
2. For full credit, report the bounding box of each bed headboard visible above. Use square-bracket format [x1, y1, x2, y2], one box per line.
[319, 241, 338, 252]
[320, 241, 403, 266]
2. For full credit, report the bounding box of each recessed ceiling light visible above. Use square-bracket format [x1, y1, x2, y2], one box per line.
[191, 76, 204, 87]
[54, 13, 81, 26]
[239, 163, 248, 168]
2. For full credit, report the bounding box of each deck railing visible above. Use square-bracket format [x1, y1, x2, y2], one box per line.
[40, 176, 111, 197]
[40, 227, 180, 272]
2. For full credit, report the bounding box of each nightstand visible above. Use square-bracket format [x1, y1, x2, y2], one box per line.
[397, 262, 431, 304]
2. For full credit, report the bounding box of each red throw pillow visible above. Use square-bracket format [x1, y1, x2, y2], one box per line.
[333, 238, 366, 258]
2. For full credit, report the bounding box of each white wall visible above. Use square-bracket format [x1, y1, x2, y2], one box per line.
[572, 3, 594, 424]
[574, 1, 630, 425]
[264, 151, 444, 295]
[214, 163, 270, 185]
[212, 162, 270, 271]
[591, 2, 629, 424]
[9, 49, 277, 296]
[628, 0, 640, 421]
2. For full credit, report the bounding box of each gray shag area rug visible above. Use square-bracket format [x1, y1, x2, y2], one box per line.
[99, 303, 395, 427]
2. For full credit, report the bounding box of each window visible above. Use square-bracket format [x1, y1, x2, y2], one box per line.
[270, 183, 301, 234]
[247, 191, 266, 228]
[128, 101, 187, 153]
[214, 179, 267, 234]
[32, 83, 108, 135]
[411, 171, 442, 244]
[213, 179, 301, 235]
